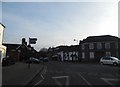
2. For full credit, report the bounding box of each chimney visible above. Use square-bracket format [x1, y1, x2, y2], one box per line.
[22, 38, 27, 45]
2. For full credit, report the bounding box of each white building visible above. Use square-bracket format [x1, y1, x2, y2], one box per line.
[55, 46, 79, 62]
[0, 23, 6, 62]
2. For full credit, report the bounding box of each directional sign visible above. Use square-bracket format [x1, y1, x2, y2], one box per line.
[29, 38, 37, 44]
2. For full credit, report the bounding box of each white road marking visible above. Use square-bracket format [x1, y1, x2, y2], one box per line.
[41, 65, 47, 75]
[41, 74, 44, 79]
[34, 75, 44, 86]
[33, 65, 47, 86]
[52, 76, 70, 87]
[101, 78, 118, 85]
[78, 73, 92, 87]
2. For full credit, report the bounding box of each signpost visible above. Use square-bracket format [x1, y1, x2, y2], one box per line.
[28, 38, 37, 69]
[29, 38, 37, 44]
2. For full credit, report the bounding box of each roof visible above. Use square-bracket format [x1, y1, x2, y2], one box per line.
[3, 43, 38, 52]
[16, 43, 29, 50]
[3, 43, 20, 46]
[80, 35, 120, 44]
[0, 23, 6, 28]
[16, 43, 38, 52]
[55, 45, 80, 52]
[3, 43, 21, 51]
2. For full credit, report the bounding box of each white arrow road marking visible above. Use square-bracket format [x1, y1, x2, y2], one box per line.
[101, 78, 118, 85]
[52, 76, 70, 87]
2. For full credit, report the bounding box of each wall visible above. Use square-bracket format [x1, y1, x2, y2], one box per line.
[0, 24, 6, 62]
[0, 24, 3, 45]
[80, 41, 119, 62]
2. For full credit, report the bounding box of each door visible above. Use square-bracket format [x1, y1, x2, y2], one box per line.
[105, 57, 113, 64]
[108, 57, 114, 64]
[95, 51, 105, 61]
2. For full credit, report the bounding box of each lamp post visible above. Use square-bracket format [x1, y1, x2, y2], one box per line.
[73, 39, 79, 45]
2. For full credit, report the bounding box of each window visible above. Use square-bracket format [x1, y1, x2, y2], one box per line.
[82, 44, 85, 50]
[89, 43, 94, 49]
[97, 42, 102, 49]
[82, 52, 85, 59]
[106, 52, 111, 57]
[105, 42, 110, 49]
[90, 52, 94, 59]
[102, 57, 106, 60]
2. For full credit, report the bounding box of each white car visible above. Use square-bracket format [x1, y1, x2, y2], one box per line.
[100, 57, 120, 66]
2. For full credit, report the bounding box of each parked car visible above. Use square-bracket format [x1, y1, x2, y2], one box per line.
[26, 57, 40, 64]
[39, 57, 43, 61]
[100, 57, 120, 66]
[43, 57, 49, 62]
[2, 57, 15, 66]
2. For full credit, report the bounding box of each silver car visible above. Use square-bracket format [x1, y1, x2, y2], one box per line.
[26, 57, 40, 64]
[100, 57, 120, 66]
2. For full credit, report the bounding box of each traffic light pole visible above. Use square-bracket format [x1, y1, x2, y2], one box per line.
[28, 38, 31, 69]
[28, 37, 37, 69]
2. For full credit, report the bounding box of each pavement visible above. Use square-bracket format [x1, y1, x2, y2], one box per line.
[2, 62, 44, 86]
[0, 63, 2, 87]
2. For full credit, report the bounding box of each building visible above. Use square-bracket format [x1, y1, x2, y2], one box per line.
[16, 42, 38, 61]
[0, 23, 6, 62]
[3, 43, 20, 61]
[3, 38, 38, 61]
[79, 35, 120, 62]
[49, 35, 120, 62]
[49, 45, 80, 62]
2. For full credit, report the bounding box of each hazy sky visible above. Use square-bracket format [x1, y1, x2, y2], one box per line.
[1, 1, 118, 51]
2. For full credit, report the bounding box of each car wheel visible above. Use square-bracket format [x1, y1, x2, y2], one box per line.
[113, 62, 118, 66]
[101, 62, 104, 65]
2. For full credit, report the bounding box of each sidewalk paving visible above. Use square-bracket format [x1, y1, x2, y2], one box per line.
[2, 62, 44, 86]
[0, 63, 2, 87]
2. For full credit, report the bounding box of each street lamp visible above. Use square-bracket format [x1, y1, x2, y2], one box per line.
[73, 39, 78, 45]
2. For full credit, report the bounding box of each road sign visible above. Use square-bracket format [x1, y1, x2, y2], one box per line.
[29, 38, 37, 44]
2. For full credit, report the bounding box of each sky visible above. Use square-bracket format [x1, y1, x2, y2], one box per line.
[1, 0, 119, 51]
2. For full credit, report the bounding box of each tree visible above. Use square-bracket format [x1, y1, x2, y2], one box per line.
[38, 48, 48, 58]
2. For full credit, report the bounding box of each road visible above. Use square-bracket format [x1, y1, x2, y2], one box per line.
[28, 61, 120, 86]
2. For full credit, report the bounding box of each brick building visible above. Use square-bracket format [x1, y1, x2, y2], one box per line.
[50, 35, 120, 62]
[79, 35, 120, 62]
[3, 38, 38, 61]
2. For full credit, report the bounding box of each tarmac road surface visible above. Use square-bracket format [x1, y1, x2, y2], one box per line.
[28, 61, 120, 86]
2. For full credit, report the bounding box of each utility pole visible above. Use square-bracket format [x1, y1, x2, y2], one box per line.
[28, 37, 37, 69]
